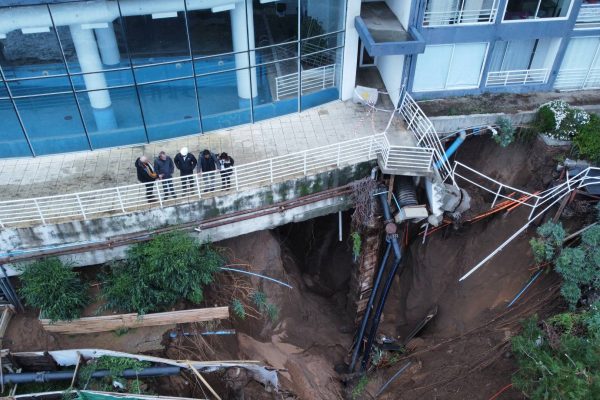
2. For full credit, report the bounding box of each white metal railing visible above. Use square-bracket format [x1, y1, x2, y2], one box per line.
[555, 68, 600, 90]
[423, 0, 499, 26]
[576, 3, 600, 27]
[398, 92, 454, 183]
[379, 134, 435, 173]
[486, 69, 550, 86]
[275, 64, 336, 100]
[0, 135, 393, 228]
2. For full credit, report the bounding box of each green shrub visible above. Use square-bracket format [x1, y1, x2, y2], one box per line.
[231, 298, 246, 320]
[535, 100, 590, 141]
[101, 232, 223, 314]
[351, 231, 362, 262]
[493, 116, 515, 147]
[573, 113, 600, 164]
[512, 307, 600, 399]
[79, 356, 151, 392]
[18, 258, 88, 322]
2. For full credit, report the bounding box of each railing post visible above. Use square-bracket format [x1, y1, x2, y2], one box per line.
[303, 152, 307, 175]
[33, 199, 46, 225]
[0, 216, 4, 228]
[491, 185, 503, 209]
[368, 136, 374, 159]
[194, 173, 202, 199]
[323, 66, 326, 89]
[528, 197, 540, 221]
[155, 181, 163, 208]
[336, 143, 341, 167]
[116, 187, 126, 213]
[75, 194, 87, 220]
[269, 159, 274, 183]
[234, 168, 240, 191]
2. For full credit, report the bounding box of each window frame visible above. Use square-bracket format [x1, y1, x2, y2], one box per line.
[502, 0, 574, 23]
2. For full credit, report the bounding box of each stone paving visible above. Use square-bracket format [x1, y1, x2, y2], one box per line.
[0, 100, 399, 201]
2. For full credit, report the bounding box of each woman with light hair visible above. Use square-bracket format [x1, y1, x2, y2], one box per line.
[135, 155, 158, 203]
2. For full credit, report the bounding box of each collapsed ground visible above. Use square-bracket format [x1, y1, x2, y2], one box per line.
[3, 134, 583, 399]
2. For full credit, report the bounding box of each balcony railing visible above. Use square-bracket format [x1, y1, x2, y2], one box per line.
[575, 3, 600, 28]
[555, 68, 600, 90]
[379, 134, 435, 174]
[423, 1, 499, 26]
[486, 69, 550, 86]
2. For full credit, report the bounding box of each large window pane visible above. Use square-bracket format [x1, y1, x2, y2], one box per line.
[253, 0, 298, 47]
[413, 45, 453, 91]
[194, 53, 238, 75]
[300, 47, 342, 110]
[504, 0, 571, 20]
[76, 86, 147, 149]
[15, 94, 89, 155]
[122, 0, 190, 66]
[197, 69, 251, 131]
[70, 69, 134, 91]
[301, 32, 344, 56]
[187, 8, 234, 58]
[0, 6, 67, 79]
[0, 79, 9, 99]
[0, 99, 31, 157]
[134, 61, 193, 84]
[51, 1, 130, 74]
[7, 76, 73, 97]
[446, 43, 487, 87]
[301, 0, 346, 37]
[253, 59, 298, 122]
[137, 79, 200, 141]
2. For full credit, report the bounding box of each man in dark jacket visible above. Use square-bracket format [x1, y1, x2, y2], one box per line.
[154, 151, 176, 200]
[199, 149, 218, 192]
[174, 147, 197, 195]
[218, 152, 235, 189]
[135, 155, 158, 203]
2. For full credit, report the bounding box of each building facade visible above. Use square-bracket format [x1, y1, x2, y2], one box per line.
[0, 0, 599, 158]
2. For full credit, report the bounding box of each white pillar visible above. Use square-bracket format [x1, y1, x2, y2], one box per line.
[341, 0, 361, 101]
[95, 25, 121, 66]
[70, 24, 117, 131]
[230, 0, 258, 100]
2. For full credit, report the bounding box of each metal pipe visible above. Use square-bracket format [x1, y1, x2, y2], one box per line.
[2, 366, 181, 385]
[349, 242, 392, 372]
[507, 269, 543, 308]
[375, 361, 412, 397]
[219, 267, 293, 289]
[435, 130, 466, 170]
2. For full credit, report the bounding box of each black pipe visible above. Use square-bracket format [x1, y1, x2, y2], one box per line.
[2, 366, 181, 385]
[360, 193, 403, 370]
[349, 241, 392, 372]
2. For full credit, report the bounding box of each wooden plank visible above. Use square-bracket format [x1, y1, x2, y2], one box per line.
[187, 362, 222, 400]
[40, 307, 230, 334]
[0, 305, 14, 341]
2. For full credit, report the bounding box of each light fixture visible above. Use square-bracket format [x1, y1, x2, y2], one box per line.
[151, 12, 178, 19]
[21, 27, 51, 34]
[81, 22, 110, 30]
[212, 4, 236, 12]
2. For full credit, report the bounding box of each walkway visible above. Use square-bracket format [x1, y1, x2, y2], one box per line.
[0, 101, 397, 201]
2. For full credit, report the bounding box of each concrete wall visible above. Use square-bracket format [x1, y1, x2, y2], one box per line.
[342, 0, 363, 100]
[1, 162, 375, 274]
[376, 54, 405, 106]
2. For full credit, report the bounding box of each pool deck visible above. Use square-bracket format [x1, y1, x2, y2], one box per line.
[0, 100, 399, 201]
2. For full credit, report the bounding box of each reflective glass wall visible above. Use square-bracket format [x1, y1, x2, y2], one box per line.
[0, 0, 346, 157]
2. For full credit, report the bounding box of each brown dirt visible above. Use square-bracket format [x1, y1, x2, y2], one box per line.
[418, 90, 600, 117]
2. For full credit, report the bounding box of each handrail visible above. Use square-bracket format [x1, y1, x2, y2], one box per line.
[486, 69, 549, 86]
[423, 0, 499, 26]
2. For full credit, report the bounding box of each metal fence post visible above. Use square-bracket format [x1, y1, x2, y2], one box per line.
[75, 194, 87, 220]
[234, 168, 239, 191]
[368, 136, 374, 159]
[33, 199, 46, 225]
[491, 185, 503, 209]
[269, 159, 274, 183]
[336, 143, 341, 167]
[194, 174, 202, 199]
[155, 181, 163, 207]
[116, 187, 126, 213]
[303, 152, 307, 175]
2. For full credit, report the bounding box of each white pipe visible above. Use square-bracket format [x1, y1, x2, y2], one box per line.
[230, 0, 257, 100]
[0, 0, 244, 35]
[94, 25, 120, 66]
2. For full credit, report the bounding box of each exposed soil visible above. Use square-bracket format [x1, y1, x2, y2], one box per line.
[418, 90, 600, 117]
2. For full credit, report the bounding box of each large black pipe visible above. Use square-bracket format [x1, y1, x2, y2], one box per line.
[2, 366, 181, 385]
[349, 241, 392, 372]
[360, 193, 403, 370]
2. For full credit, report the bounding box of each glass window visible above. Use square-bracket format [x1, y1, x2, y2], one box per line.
[413, 43, 487, 91]
[137, 79, 200, 141]
[7, 76, 73, 97]
[15, 94, 89, 155]
[253, 58, 298, 122]
[300, 32, 344, 57]
[301, 0, 346, 37]
[187, 8, 234, 58]
[300, 47, 342, 110]
[0, 6, 67, 79]
[197, 69, 252, 131]
[76, 86, 147, 149]
[51, 1, 130, 74]
[0, 99, 32, 157]
[133, 61, 193, 84]
[253, 0, 298, 47]
[0, 79, 9, 99]
[71, 69, 134, 91]
[122, 0, 191, 66]
[194, 53, 238, 75]
[254, 42, 298, 66]
[424, 0, 497, 26]
[504, 0, 571, 20]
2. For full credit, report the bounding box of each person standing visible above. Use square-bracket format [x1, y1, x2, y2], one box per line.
[154, 151, 176, 200]
[135, 155, 158, 203]
[199, 149, 218, 192]
[218, 152, 235, 189]
[174, 147, 197, 195]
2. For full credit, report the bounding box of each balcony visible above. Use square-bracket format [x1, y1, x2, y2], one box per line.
[555, 68, 600, 90]
[355, 2, 425, 57]
[423, 0, 499, 27]
[486, 69, 550, 86]
[575, 2, 600, 29]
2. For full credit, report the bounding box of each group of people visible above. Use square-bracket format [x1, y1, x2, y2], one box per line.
[135, 147, 235, 203]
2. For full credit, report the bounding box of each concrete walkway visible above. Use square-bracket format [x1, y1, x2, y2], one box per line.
[0, 101, 398, 201]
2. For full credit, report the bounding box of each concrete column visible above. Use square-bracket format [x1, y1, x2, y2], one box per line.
[230, 0, 258, 100]
[94, 25, 121, 66]
[69, 24, 117, 131]
[341, 0, 361, 100]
